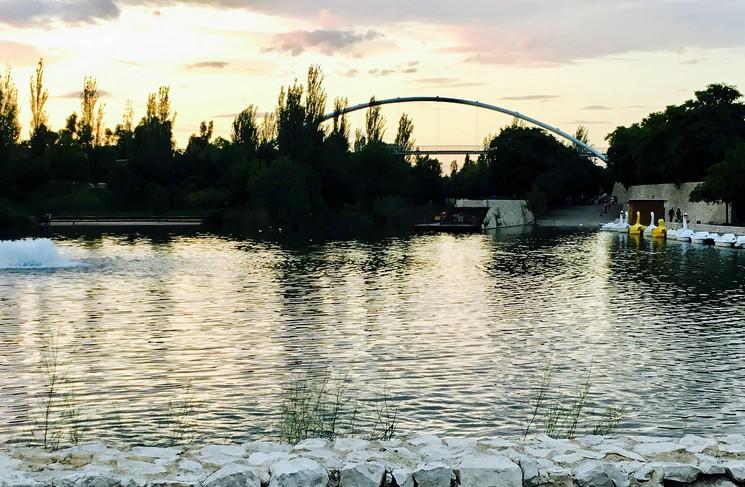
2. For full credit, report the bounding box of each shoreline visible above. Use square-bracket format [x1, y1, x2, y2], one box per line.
[2, 433, 744, 486]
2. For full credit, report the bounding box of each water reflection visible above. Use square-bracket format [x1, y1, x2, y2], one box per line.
[1, 228, 745, 445]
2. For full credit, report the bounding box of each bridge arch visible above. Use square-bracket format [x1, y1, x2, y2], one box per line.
[317, 96, 607, 163]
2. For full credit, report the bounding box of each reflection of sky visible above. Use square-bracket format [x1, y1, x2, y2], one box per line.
[1, 230, 745, 445]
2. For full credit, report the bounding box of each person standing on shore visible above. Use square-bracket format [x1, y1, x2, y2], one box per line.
[668, 208, 675, 222]
[676, 208, 682, 223]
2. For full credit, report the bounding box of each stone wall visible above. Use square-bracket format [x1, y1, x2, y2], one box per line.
[3, 434, 745, 486]
[455, 199, 535, 229]
[612, 182, 727, 225]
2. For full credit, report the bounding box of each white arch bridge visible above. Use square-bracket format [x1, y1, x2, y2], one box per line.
[317, 96, 607, 163]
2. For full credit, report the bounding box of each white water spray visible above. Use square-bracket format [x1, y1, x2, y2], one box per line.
[0, 239, 80, 269]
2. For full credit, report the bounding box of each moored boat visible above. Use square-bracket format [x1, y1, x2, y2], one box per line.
[715, 233, 737, 247]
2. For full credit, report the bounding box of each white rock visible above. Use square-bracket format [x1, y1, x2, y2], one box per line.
[333, 438, 370, 452]
[198, 444, 248, 467]
[178, 458, 204, 472]
[443, 437, 478, 450]
[725, 460, 745, 482]
[116, 458, 167, 476]
[243, 441, 291, 453]
[575, 461, 629, 487]
[305, 449, 343, 469]
[247, 451, 293, 466]
[204, 463, 261, 487]
[269, 458, 329, 487]
[635, 462, 700, 483]
[458, 455, 521, 487]
[409, 435, 444, 448]
[629, 436, 672, 443]
[339, 462, 386, 487]
[129, 446, 181, 461]
[576, 435, 606, 447]
[412, 462, 452, 487]
[553, 449, 604, 464]
[392, 467, 414, 487]
[696, 453, 726, 475]
[599, 446, 645, 462]
[417, 444, 456, 462]
[679, 434, 716, 453]
[721, 435, 745, 445]
[479, 438, 515, 449]
[719, 442, 745, 455]
[633, 442, 684, 457]
[293, 439, 328, 451]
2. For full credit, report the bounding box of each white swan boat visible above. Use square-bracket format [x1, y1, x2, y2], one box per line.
[643, 212, 657, 237]
[670, 218, 694, 241]
[691, 231, 718, 244]
[714, 233, 738, 247]
[601, 212, 629, 232]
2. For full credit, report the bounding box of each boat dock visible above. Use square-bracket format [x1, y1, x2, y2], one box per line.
[45, 216, 204, 227]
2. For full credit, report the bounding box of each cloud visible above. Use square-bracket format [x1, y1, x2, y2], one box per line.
[583, 105, 611, 110]
[502, 95, 558, 101]
[186, 61, 230, 69]
[55, 89, 113, 99]
[0, 0, 120, 26]
[369, 68, 394, 77]
[0, 40, 42, 65]
[415, 77, 484, 88]
[211, 112, 239, 118]
[340, 69, 358, 77]
[263, 29, 382, 56]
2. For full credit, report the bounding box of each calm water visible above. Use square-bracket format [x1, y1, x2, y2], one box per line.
[1, 227, 745, 445]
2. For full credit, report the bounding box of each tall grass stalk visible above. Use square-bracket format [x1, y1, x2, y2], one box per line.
[277, 369, 398, 444]
[523, 360, 551, 439]
[28, 331, 81, 449]
[165, 381, 196, 446]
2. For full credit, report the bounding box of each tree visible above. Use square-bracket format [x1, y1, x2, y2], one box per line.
[365, 97, 385, 144]
[0, 66, 20, 163]
[690, 143, 745, 224]
[133, 86, 176, 181]
[79, 75, 101, 147]
[395, 113, 415, 162]
[29, 58, 49, 135]
[231, 105, 259, 157]
[276, 81, 306, 157]
[330, 96, 350, 149]
[606, 83, 745, 187]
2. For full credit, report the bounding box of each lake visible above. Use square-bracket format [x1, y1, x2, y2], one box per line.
[1, 227, 745, 446]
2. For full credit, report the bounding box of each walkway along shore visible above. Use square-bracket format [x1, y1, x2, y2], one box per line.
[2, 434, 745, 486]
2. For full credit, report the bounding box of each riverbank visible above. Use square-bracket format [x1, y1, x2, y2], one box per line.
[2, 434, 744, 486]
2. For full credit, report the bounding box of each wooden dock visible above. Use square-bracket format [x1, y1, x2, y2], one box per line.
[413, 223, 482, 233]
[46, 217, 203, 227]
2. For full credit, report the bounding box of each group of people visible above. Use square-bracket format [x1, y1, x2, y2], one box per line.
[668, 207, 689, 224]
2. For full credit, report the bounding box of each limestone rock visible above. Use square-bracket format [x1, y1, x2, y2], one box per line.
[293, 439, 328, 451]
[633, 441, 685, 457]
[339, 462, 386, 487]
[412, 462, 453, 487]
[333, 438, 370, 452]
[392, 467, 414, 487]
[458, 455, 522, 487]
[679, 435, 717, 454]
[725, 460, 745, 482]
[408, 435, 444, 448]
[269, 458, 329, 487]
[574, 461, 629, 487]
[204, 464, 261, 487]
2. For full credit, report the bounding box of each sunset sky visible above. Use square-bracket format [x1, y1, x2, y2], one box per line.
[2, 0, 745, 150]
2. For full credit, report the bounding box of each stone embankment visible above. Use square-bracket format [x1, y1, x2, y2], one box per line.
[3, 434, 745, 486]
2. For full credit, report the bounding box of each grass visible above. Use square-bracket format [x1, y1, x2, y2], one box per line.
[276, 369, 399, 444]
[524, 361, 625, 440]
[27, 331, 83, 450]
[164, 381, 197, 447]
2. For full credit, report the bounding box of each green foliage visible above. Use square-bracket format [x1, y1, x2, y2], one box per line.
[523, 362, 624, 440]
[0, 65, 20, 163]
[276, 369, 399, 444]
[525, 184, 547, 218]
[606, 83, 745, 187]
[690, 143, 745, 224]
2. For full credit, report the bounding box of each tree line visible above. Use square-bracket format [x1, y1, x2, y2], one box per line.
[3, 60, 741, 231]
[0, 60, 608, 232]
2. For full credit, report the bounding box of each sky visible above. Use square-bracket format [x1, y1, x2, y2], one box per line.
[2, 0, 745, 151]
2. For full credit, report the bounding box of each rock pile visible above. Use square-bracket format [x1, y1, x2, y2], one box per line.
[2, 433, 745, 486]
